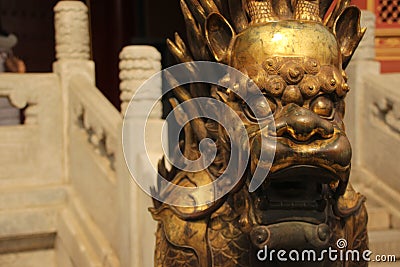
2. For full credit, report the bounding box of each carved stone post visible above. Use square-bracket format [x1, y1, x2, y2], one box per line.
[119, 45, 163, 267]
[53, 0, 95, 187]
[54, 1, 90, 61]
[119, 45, 162, 117]
[53, 0, 94, 84]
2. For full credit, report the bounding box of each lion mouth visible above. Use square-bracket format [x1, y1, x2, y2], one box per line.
[250, 128, 351, 186]
[251, 165, 336, 226]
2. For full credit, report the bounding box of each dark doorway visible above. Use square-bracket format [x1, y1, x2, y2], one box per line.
[89, 0, 185, 109]
[0, 0, 185, 110]
[0, 0, 58, 72]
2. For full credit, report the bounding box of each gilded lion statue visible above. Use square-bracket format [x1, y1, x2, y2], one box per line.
[150, 0, 368, 266]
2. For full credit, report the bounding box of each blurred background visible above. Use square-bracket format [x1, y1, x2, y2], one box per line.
[1, 0, 399, 108]
[0, 1, 399, 266]
[0, 0, 186, 109]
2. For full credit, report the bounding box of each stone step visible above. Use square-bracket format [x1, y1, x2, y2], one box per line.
[366, 198, 385, 209]
[0, 249, 55, 267]
[369, 230, 400, 260]
[0, 207, 58, 238]
[0, 232, 55, 254]
[369, 262, 398, 267]
[392, 215, 400, 229]
[356, 182, 400, 231]
[0, 185, 67, 211]
[368, 207, 392, 231]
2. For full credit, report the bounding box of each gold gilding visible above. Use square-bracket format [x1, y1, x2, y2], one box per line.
[231, 21, 341, 69]
[152, 0, 369, 266]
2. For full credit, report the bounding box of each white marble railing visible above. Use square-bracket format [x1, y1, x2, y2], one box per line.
[0, 73, 63, 186]
[355, 74, 400, 218]
[52, 2, 125, 266]
[119, 45, 164, 267]
[0, 1, 164, 266]
[69, 74, 120, 171]
[346, 11, 400, 219]
[63, 72, 123, 267]
[52, 2, 164, 267]
[62, 47, 164, 267]
[0, 73, 65, 265]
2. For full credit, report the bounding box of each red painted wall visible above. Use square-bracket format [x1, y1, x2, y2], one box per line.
[351, 0, 400, 73]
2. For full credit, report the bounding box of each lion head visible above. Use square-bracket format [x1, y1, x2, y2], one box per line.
[152, 0, 368, 264]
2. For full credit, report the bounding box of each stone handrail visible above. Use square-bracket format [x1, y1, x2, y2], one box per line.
[64, 73, 123, 266]
[0, 73, 65, 259]
[0, 1, 164, 266]
[0, 73, 63, 186]
[69, 73, 121, 171]
[65, 58, 164, 266]
[118, 45, 163, 267]
[355, 73, 400, 218]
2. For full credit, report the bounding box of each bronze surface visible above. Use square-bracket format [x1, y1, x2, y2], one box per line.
[150, 0, 368, 266]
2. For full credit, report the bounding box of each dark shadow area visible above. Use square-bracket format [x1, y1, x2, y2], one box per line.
[0, 0, 58, 72]
[0, 0, 186, 112]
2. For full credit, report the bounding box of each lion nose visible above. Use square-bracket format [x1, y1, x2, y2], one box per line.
[275, 103, 334, 141]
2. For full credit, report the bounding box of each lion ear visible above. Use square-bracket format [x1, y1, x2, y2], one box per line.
[205, 13, 235, 63]
[334, 6, 366, 70]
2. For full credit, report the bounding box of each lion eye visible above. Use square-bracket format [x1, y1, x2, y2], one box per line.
[310, 95, 334, 118]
